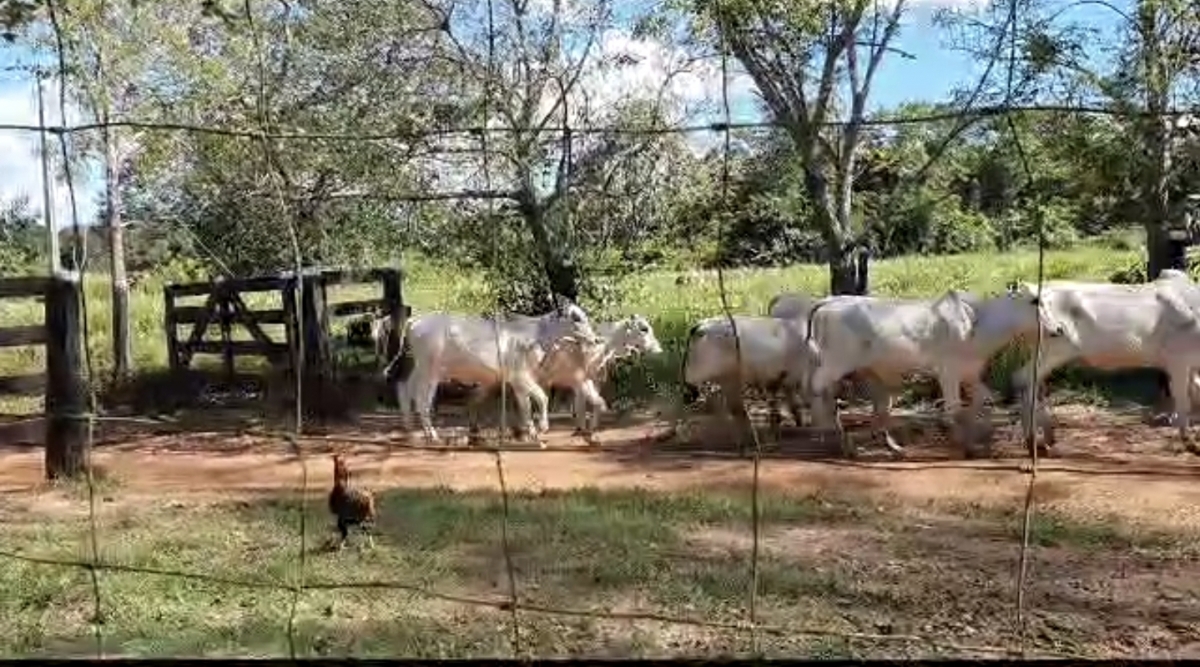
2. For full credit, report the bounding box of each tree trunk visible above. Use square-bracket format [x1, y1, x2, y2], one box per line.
[1142, 123, 1175, 280]
[519, 192, 581, 303]
[104, 139, 132, 378]
[803, 166, 865, 296]
[1146, 219, 1173, 278]
[829, 242, 861, 295]
[1138, 1, 1175, 282]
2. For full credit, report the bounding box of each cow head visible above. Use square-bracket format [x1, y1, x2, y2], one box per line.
[537, 301, 603, 356]
[615, 314, 663, 356]
[552, 294, 590, 325]
[1006, 281, 1067, 338]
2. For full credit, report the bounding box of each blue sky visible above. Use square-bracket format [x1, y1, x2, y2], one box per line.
[0, 0, 1121, 231]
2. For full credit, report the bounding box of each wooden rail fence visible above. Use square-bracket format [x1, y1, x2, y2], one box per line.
[163, 267, 409, 417]
[0, 273, 88, 479]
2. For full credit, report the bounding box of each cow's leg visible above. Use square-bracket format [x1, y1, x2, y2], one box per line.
[1011, 342, 1073, 455]
[397, 360, 420, 440]
[572, 379, 606, 447]
[963, 377, 996, 458]
[570, 386, 588, 436]
[730, 389, 754, 457]
[498, 378, 536, 444]
[765, 379, 784, 439]
[1185, 370, 1200, 422]
[511, 375, 550, 446]
[396, 378, 413, 440]
[414, 372, 441, 444]
[719, 379, 754, 456]
[1167, 363, 1199, 454]
[782, 383, 807, 428]
[936, 367, 970, 454]
[867, 379, 902, 458]
[810, 364, 853, 459]
[466, 385, 488, 447]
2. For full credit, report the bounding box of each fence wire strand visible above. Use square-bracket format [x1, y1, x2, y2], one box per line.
[0, 101, 1194, 140]
[3, 0, 1197, 660]
[45, 0, 104, 657]
[998, 0, 1048, 654]
[710, 19, 765, 657]
[239, 0, 313, 657]
[479, 0, 523, 655]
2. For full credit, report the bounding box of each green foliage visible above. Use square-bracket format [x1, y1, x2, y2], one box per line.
[0, 196, 46, 271]
[0, 0, 1195, 313]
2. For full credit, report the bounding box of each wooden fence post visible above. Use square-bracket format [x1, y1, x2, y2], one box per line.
[44, 273, 88, 480]
[300, 272, 335, 420]
[163, 285, 181, 373]
[379, 268, 409, 403]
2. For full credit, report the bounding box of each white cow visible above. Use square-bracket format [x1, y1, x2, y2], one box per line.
[362, 310, 394, 372]
[767, 292, 819, 320]
[392, 299, 603, 447]
[679, 314, 816, 452]
[804, 286, 1055, 459]
[1011, 272, 1200, 453]
[532, 314, 664, 444]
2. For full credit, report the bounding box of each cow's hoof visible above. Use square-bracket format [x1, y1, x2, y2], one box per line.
[573, 429, 600, 447]
[1043, 429, 1057, 449]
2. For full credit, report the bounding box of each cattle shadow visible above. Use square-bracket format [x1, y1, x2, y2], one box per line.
[586, 403, 1200, 479]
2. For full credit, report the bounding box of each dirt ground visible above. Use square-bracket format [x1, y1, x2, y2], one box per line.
[3, 404, 1200, 533]
[4, 403, 1200, 658]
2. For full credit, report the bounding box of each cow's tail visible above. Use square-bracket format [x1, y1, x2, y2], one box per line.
[804, 296, 836, 345]
[766, 293, 782, 316]
[679, 322, 704, 405]
[800, 297, 838, 399]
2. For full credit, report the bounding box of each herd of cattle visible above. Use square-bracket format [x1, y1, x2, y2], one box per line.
[354, 269, 1200, 459]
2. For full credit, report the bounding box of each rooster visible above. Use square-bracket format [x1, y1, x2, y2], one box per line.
[328, 454, 377, 550]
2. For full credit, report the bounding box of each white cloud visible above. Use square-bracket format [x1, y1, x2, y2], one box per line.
[0, 74, 101, 232]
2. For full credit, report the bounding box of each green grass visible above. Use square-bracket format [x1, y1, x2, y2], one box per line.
[0, 244, 1150, 415]
[0, 485, 1194, 658]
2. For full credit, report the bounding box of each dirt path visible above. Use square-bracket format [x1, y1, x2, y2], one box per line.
[4, 407, 1200, 532]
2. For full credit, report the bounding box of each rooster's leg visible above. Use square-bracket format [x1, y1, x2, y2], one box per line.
[336, 519, 349, 550]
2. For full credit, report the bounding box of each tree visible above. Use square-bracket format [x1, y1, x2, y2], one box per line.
[689, 0, 908, 294]
[42, 0, 155, 377]
[423, 0, 700, 307]
[1010, 0, 1200, 277]
[57, 0, 460, 275]
[0, 195, 46, 270]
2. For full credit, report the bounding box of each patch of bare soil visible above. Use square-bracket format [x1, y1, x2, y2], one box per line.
[684, 512, 1200, 657]
[2, 405, 1200, 532]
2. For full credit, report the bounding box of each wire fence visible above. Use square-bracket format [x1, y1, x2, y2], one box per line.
[1, 0, 1198, 659]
